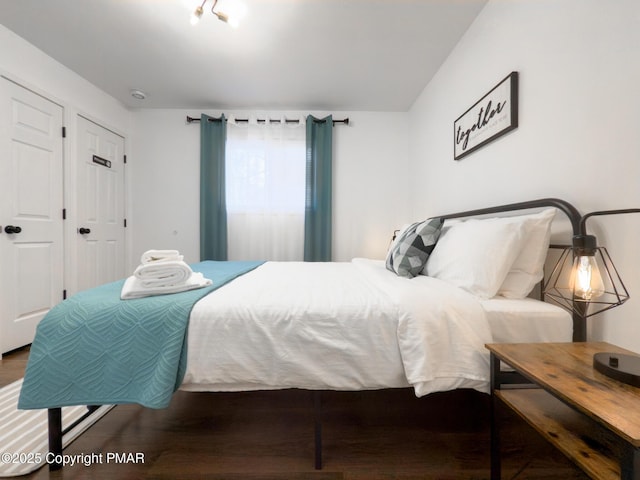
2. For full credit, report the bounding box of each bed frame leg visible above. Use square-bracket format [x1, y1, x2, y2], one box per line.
[48, 408, 63, 471]
[314, 391, 322, 470]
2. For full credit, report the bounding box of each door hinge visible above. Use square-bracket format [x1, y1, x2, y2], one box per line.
[63, 290, 67, 300]
[124, 154, 127, 164]
[62, 208, 66, 220]
[124, 218, 127, 228]
[62, 126, 66, 138]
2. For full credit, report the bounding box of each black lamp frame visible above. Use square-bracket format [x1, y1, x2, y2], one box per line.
[545, 209, 640, 322]
[545, 208, 640, 387]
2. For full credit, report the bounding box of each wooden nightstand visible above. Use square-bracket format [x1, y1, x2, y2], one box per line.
[486, 342, 640, 480]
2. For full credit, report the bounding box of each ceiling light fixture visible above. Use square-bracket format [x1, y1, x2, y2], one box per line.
[190, 0, 245, 28]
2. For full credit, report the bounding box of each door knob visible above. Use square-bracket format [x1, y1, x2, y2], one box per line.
[4, 225, 22, 234]
[78, 227, 91, 235]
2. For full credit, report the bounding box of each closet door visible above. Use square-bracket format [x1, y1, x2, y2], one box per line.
[0, 77, 64, 354]
[76, 116, 126, 291]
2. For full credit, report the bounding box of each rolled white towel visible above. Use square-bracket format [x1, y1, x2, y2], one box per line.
[121, 272, 212, 300]
[134, 260, 193, 288]
[140, 249, 184, 264]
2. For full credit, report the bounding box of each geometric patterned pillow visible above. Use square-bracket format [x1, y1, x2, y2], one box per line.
[385, 217, 444, 278]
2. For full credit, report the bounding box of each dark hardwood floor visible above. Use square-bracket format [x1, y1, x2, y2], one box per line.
[1, 347, 586, 479]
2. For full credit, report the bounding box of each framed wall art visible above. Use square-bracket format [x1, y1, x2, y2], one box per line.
[454, 71, 518, 160]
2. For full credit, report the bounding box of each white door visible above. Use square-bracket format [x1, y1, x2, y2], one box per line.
[76, 116, 126, 291]
[0, 77, 64, 354]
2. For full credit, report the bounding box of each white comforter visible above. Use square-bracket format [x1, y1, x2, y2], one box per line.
[181, 258, 492, 396]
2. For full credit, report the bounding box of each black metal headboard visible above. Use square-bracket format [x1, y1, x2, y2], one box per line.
[436, 198, 584, 342]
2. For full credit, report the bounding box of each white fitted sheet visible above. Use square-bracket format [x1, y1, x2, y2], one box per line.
[182, 258, 492, 396]
[481, 297, 572, 344]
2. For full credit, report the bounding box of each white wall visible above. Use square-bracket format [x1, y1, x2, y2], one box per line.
[0, 22, 412, 276]
[129, 109, 409, 265]
[408, 0, 640, 351]
[0, 25, 131, 136]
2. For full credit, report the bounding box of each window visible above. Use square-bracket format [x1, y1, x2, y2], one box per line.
[225, 119, 306, 261]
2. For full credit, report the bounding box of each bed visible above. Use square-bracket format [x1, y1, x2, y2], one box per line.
[18, 197, 584, 470]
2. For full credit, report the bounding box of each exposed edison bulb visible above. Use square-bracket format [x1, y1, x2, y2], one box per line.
[571, 255, 605, 301]
[190, 5, 204, 25]
[214, 11, 230, 24]
[219, 0, 246, 28]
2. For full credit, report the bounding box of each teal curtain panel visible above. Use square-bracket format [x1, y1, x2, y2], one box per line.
[304, 115, 333, 261]
[200, 114, 228, 261]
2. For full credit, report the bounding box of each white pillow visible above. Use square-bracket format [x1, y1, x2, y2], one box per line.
[424, 218, 525, 299]
[497, 209, 556, 298]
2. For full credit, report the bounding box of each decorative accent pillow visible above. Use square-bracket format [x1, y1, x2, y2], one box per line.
[497, 208, 556, 298]
[424, 218, 525, 299]
[386, 217, 444, 278]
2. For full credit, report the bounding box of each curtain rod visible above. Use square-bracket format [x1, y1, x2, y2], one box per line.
[186, 115, 349, 126]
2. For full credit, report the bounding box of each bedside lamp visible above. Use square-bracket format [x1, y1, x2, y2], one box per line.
[544, 208, 640, 386]
[544, 232, 628, 320]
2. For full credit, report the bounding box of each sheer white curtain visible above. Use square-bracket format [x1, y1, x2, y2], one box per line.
[226, 116, 306, 261]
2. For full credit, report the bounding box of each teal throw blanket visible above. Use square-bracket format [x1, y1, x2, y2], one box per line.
[18, 261, 263, 410]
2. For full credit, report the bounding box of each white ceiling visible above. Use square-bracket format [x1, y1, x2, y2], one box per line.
[0, 0, 487, 111]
